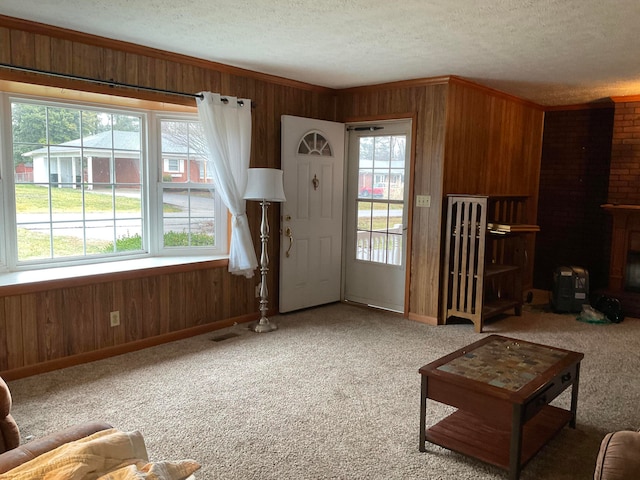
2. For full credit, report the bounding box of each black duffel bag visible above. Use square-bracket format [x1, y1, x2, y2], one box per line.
[593, 295, 625, 323]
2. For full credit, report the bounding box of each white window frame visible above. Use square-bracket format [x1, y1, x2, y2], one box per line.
[0, 92, 228, 274]
[153, 113, 227, 256]
[0, 97, 7, 270]
[163, 158, 183, 174]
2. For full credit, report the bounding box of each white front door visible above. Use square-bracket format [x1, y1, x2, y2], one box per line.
[343, 120, 412, 312]
[279, 115, 345, 313]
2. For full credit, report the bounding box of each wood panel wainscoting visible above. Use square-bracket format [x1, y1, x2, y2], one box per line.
[0, 262, 265, 381]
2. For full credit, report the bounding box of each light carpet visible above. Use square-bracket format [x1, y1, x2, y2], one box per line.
[7, 298, 640, 479]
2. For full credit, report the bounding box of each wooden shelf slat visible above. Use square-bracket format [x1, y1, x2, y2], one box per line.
[482, 298, 520, 317]
[484, 264, 519, 277]
[425, 406, 573, 470]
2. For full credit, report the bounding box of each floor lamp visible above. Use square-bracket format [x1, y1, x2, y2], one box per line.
[243, 168, 286, 333]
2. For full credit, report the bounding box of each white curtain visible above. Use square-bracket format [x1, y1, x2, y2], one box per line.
[196, 92, 257, 278]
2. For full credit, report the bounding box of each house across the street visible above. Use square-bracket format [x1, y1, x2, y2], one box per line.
[21, 130, 208, 187]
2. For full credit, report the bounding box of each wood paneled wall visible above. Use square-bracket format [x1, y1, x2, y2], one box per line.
[444, 80, 544, 207]
[337, 77, 544, 322]
[0, 15, 546, 377]
[444, 79, 545, 288]
[337, 79, 449, 323]
[0, 16, 337, 379]
[0, 263, 249, 377]
[337, 77, 449, 324]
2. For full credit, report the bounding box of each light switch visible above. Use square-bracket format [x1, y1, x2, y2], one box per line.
[416, 195, 431, 208]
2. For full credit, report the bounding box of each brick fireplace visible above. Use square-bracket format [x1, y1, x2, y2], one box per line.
[603, 97, 640, 317]
[602, 205, 640, 290]
[609, 99, 640, 205]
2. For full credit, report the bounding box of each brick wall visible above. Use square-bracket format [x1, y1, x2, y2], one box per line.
[610, 102, 640, 204]
[533, 107, 614, 290]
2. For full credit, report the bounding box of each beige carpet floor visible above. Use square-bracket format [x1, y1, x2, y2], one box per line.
[6, 296, 640, 479]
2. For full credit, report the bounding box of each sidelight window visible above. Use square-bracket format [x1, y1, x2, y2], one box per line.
[158, 118, 221, 250]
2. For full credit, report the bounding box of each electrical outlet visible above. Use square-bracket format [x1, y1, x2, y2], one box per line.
[416, 195, 431, 208]
[110, 311, 120, 327]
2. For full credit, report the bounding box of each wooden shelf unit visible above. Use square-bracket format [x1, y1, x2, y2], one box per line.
[442, 195, 539, 332]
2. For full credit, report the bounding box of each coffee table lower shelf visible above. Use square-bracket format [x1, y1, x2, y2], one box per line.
[424, 405, 572, 471]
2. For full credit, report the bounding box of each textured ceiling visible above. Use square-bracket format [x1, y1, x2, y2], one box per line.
[2, 0, 640, 106]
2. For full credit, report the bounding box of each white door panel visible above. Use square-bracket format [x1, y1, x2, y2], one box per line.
[279, 115, 345, 313]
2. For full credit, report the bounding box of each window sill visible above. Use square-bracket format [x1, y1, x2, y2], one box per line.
[0, 256, 229, 296]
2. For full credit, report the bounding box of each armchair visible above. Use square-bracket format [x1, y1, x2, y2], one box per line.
[594, 430, 640, 480]
[0, 376, 112, 473]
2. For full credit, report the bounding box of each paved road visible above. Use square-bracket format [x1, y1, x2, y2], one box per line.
[17, 191, 215, 241]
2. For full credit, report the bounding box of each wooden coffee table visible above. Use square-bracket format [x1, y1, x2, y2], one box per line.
[419, 335, 584, 480]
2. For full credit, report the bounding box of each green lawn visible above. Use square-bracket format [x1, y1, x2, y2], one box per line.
[15, 184, 181, 213]
[14, 184, 195, 260]
[17, 227, 110, 259]
[15, 184, 142, 213]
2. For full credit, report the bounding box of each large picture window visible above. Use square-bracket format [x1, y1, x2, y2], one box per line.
[3, 95, 226, 271]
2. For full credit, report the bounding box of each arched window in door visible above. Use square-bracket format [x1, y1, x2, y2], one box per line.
[297, 131, 333, 156]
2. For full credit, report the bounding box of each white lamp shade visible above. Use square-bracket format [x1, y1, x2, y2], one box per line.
[244, 168, 286, 202]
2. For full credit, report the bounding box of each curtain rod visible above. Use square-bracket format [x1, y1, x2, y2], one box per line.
[0, 62, 251, 106]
